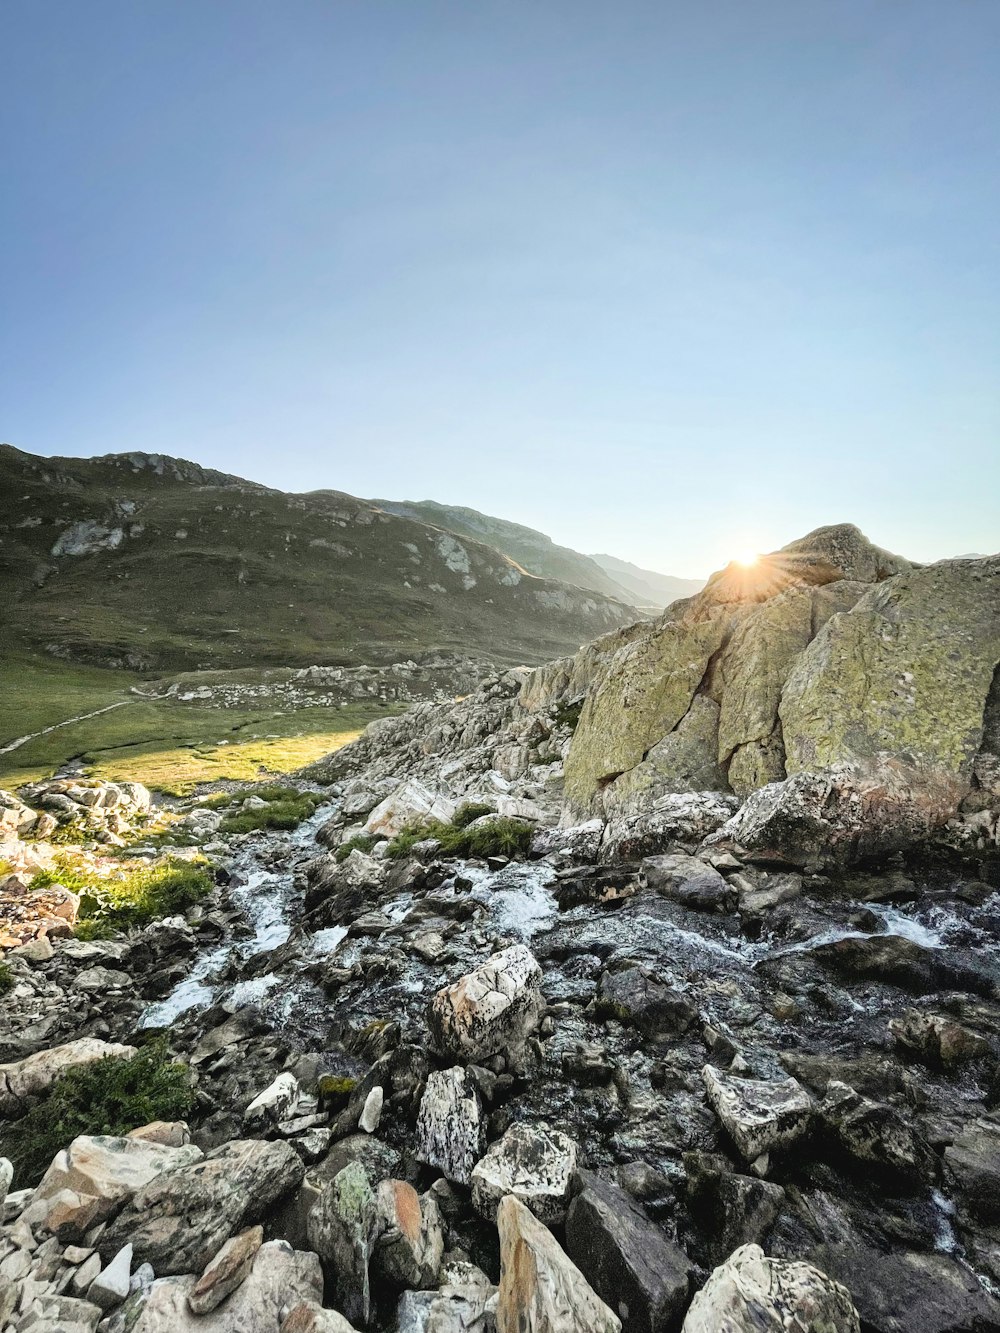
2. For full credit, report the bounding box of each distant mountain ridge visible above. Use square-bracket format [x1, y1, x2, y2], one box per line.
[373, 498, 702, 607]
[588, 551, 704, 608]
[0, 445, 636, 673]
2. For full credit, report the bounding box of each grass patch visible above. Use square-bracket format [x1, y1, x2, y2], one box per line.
[334, 832, 384, 862]
[217, 788, 324, 835]
[1, 1042, 193, 1188]
[0, 649, 403, 792]
[30, 856, 212, 934]
[0, 963, 14, 995]
[451, 801, 495, 828]
[385, 813, 533, 861]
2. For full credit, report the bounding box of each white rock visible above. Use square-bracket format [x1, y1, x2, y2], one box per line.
[680, 1243, 860, 1332]
[471, 1123, 578, 1224]
[358, 1086, 384, 1134]
[0, 1039, 138, 1116]
[88, 1243, 133, 1310]
[244, 1072, 299, 1127]
[428, 944, 544, 1063]
[363, 779, 457, 837]
[702, 1067, 813, 1164]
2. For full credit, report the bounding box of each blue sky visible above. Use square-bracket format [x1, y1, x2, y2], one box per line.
[2, 1, 997, 576]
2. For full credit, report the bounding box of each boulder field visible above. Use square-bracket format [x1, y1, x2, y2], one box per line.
[0, 524, 998, 1331]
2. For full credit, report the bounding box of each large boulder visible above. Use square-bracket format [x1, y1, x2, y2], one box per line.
[565, 1171, 694, 1333]
[496, 1194, 622, 1333]
[427, 945, 544, 1064]
[363, 780, 457, 837]
[718, 558, 1000, 866]
[372, 1180, 445, 1291]
[99, 1138, 304, 1274]
[132, 1240, 322, 1333]
[23, 1134, 203, 1242]
[563, 526, 910, 815]
[810, 1244, 1000, 1333]
[397, 1261, 496, 1333]
[307, 1161, 380, 1328]
[681, 1243, 859, 1332]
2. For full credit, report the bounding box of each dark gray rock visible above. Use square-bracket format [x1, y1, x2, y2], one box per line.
[565, 1171, 693, 1333]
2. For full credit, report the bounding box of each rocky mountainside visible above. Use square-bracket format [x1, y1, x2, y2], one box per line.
[0, 445, 636, 673]
[372, 498, 698, 607]
[588, 552, 704, 608]
[1, 521, 999, 1333]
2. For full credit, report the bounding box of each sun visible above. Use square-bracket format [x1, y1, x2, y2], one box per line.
[734, 550, 760, 568]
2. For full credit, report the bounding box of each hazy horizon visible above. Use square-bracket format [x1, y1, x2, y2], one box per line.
[3, 1, 998, 577]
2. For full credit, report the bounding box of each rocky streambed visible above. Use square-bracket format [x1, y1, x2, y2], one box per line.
[4, 782, 1000, 1333]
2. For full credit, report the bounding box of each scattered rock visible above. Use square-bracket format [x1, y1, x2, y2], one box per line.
[471, 1122, 578, 1225]
[428, 944, 544, 1064]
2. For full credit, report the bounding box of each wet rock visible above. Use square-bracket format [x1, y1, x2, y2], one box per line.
[24, 1133, 203, 1242]
[811, 1243, 1000, 1333]
[131, 1240, 321, 1333]
[372, 1179, 444, 1290]
[0, 1038, 137, 1116]
[496, 1193, 622, 1333]
[601, 793, 739, 861]
[427, 944, 544, 1064]
[595, 966, 698, 1037]
[889, 1009, 992, 1068]
[640, 853, 735, 912]
[944, 1120, 1000, 1224]
[681, 1243, 859, 1332]
[471, 1122, 578, 1224]
[565, 1170, 694, 1333]
[819, 1081, 934, 1181]
[702, 1067, 813, 1165]
[100, 1138, 304, 1274]
[808, 934, 937, 990]
[187, 1224, 263, 1314]
[414, 1068, 485, 1185]
[683, 1152, 785, 1263]
[532, 820, 605, 863]
[306, 1161, 380, 1327]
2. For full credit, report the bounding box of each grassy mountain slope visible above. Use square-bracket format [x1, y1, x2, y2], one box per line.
[373, 497, 640, 603]
[588, 551, 704, 607]
[0, 445, 636, 675]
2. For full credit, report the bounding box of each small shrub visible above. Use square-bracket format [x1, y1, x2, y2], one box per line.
[1, 1041, 193, 1187]
[0, 963, 14, 995]
[334, 833, 383, 862]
